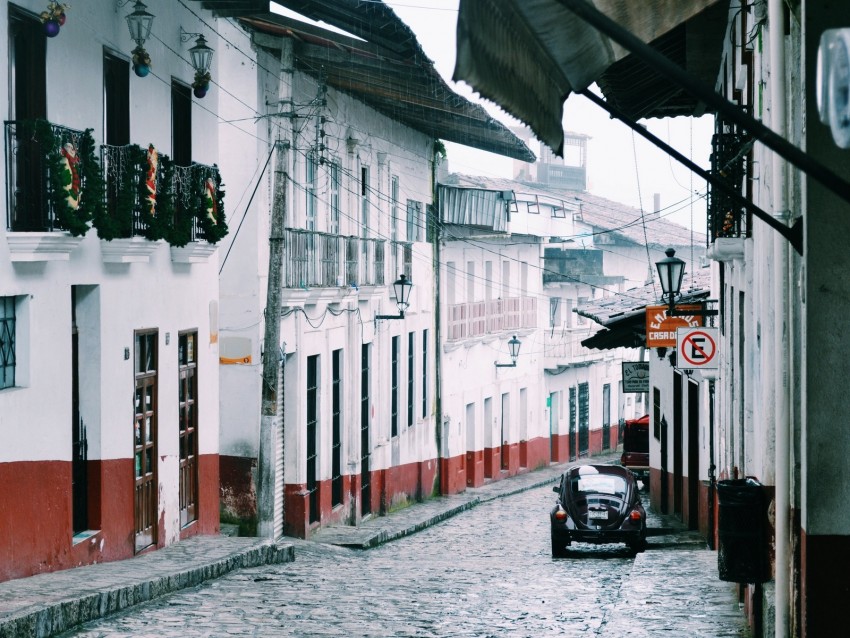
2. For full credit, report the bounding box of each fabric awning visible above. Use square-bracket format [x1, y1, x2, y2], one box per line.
[453, 0, 720, 155]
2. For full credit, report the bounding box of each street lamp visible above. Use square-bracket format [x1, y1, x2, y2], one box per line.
[655, 247, 685, 314]
[123, 0, 155, 77]
[181, 28, 214, 98]
[376, 274, 413, 320]
[495, 335, 522, 368]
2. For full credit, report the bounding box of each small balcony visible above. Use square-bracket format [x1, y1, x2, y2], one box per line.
[284, 229, 390, 289]
[446, 296, 537, 341]
[707, 123, 751, 242]
[5, 120, 86, 233]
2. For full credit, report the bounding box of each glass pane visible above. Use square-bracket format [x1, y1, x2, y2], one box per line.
[135, 452, 142, 477]
[135, 388, 142, 414]
[180, 435, 186, 460]
[188, 431, 195, 458]
[134, 334, 142, 373]
[146, 417, 153, 442]
[179, 378, 185, 403]
[178, 334, 186, 365]
[187, 334, 194, 363]
[145, 448, 153, 474]
[145, 334, 155, 371]
[145, 386, 153, 411]
[187, 403, 194, 428]
[187, 374, 194, 401]
[135, 419, 141, 446]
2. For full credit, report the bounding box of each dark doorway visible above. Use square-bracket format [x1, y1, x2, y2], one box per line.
[578, 383, 589, 456]
[8, 5, 47, 231]
[331, 349, 343, 508]
[171, 80, 192, 166]
[602, 383, 611, 451]
[360, 344, 371, 516]
[569, 387, 577, 461]
[71, 287, 88, 534]
[688, 379, 700, 530]
[306, 355, 319, 524]
[673, 371, 684, 516]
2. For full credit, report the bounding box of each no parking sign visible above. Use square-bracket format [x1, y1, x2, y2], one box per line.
[676, 327, 719, 370]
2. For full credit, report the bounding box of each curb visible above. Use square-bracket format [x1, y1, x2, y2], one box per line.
[0, 542, 294, 638]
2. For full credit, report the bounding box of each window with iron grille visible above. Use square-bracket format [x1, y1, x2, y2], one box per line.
[407, 331, 415, 427]
[330, 161, 340, 235]
[391, 336, 399, 437]
[0, 297, 16, 390]
[422, 329, 428, 419]
[391, 176, 399, 243]
[306, 152, 318, 231]
[360, 166, 370, 238]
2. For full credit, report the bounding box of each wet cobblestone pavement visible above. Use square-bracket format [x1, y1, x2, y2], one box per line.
[58, 485, 750, 638]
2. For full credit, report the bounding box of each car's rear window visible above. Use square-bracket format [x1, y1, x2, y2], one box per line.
[572, 475, 627, 497]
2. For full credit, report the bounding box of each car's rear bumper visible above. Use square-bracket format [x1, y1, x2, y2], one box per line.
[566, 528, 643, 545]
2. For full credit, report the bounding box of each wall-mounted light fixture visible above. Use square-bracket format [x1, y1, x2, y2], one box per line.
[180, 27, 214, 98]
[495, 335, 522, 368]
[375, 274, 413, 321]
[121, 0, 155, 77]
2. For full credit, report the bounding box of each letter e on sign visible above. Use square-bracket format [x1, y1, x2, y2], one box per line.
[676, 327, 719, 370]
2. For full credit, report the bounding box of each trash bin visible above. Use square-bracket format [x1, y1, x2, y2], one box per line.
[717, 478, 769, 583]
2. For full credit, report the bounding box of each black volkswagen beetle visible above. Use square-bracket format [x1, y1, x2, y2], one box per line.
[550, 464, 647, 557]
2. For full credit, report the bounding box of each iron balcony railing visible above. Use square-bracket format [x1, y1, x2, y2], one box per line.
[707, 120, 752, 241]
[5, 120, 85, 232]
[284, 228, 388, 289]
[446, 296, 537, 341]
[100, 144, 218, 241]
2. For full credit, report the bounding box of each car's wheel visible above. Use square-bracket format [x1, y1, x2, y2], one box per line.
[628, 537, 647, 554]
[551, 531, 570, 558]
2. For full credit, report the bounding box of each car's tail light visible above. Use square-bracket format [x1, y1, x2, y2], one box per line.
[554, 508, 567, 521]
[629, 510, 642, 521]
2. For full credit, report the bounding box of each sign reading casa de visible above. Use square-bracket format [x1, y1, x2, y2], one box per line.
[645, 305, 704, 348]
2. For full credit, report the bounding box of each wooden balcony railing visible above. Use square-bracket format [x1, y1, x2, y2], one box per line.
[284, 229, 386, 289]
[446, 296, 537, 341]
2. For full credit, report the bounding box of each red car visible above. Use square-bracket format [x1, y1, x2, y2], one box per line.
[550, 464, 647, 557]
[620, 414, 649, 484]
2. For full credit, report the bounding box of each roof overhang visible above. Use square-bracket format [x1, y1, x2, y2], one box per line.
[453, 0, 723, 156]
[240, 4, 535, 162]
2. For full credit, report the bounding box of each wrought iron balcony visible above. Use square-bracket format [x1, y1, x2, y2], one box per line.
[708, 122, 752, 241]
[5, 120, 85, 232]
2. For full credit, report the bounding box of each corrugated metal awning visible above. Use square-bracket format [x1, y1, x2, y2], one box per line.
[438, 186, 509, 232]
[453, 0, 721, 155]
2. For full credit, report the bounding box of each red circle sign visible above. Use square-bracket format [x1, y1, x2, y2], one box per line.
[681, 330, 717, 366]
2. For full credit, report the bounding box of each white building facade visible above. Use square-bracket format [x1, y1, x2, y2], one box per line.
[0, 0, 225, 582]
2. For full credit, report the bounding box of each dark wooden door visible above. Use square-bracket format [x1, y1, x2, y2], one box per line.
[134, 331, 158, 552]
[360, 344, 371, 516]
[178, 332, 198, 528]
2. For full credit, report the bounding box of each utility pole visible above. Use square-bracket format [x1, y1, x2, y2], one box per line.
[257, 39, 293, 539]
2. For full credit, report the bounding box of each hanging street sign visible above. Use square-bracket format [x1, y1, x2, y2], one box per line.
[645, 304, 704, 348]
[676, 327, 720, 370]
[622, 361, 650, 393]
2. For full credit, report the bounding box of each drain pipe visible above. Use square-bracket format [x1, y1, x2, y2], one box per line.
[768, 1, 790, 636]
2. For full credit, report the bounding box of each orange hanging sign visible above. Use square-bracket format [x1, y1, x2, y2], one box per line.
[645, 304, 704, 348]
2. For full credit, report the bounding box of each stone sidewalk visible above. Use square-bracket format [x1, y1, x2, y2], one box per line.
[0, 452, 727, 638]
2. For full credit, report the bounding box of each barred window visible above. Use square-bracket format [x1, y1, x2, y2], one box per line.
[0, 297, 16, 389]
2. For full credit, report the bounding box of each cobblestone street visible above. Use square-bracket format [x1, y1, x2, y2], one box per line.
[59, 485, 750, 638]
